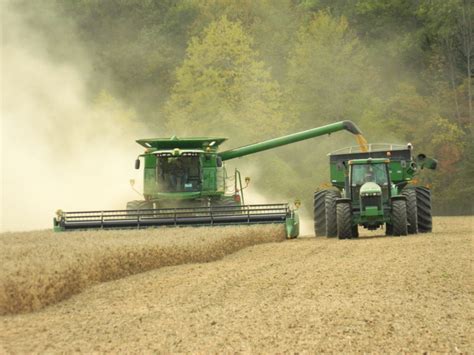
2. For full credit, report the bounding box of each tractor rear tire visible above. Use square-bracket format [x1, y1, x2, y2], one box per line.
[402, 188, 418, 234]
[336, 202, 352, 239]
[325, 190, 341, 238]
[415, 186, 432, 233]
[391, 200, 408, 236]
[313, 190, 327, 237]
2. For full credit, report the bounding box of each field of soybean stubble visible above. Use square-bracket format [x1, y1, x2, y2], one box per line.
[0, 216, 472, 352]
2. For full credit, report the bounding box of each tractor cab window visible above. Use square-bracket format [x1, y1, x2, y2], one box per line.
[351, 164, 388, 186]
[156, 156, 201, 192]
[351, 163, 390, 202]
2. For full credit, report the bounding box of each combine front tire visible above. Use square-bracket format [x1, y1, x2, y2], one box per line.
[325, 190, 341, 237]
[415, 186, 432, 233]
[336, 202, 352, 239]
[391, 200, 408, 236]
[313, 190, 327, 237]
[402, 188, 418, 234]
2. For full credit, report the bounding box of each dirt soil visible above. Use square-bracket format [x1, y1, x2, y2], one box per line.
[1, 216, 472, 352]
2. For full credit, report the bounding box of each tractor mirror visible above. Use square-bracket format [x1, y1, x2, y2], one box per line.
[135, 158, 140, 169]
[216, 156, 223, 167]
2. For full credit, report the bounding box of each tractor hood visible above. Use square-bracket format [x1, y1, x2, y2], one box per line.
[360, 182, 382, 195]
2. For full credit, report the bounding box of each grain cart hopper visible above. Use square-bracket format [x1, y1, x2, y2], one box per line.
[313, 144, 437, 239]
[54, 121, 363, 238]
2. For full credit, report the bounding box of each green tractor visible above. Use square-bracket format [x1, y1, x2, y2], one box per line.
[314, 144, 437, 239]
[54, 121, 363, 238]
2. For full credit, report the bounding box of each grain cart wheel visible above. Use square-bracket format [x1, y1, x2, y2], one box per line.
[415, 186, 432, 233]
[313, 190, 327, 237]
[391, 200, 408, 236]
[325, 190, 341, 238]
[336, 202, 352, 239]
[402, 188, 418, 234]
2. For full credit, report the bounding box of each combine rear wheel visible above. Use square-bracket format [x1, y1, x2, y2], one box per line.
[325, 190, 341, 237]
[126, 200, 153, 210]
[313, 190, 327, 237]
[336, 202, 352, 239]
[402, 188, 418, 234]
[391, 200, 408, 236]
[415, 187, 432, 233]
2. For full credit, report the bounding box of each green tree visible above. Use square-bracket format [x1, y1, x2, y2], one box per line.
[286, 11, 378, 130]
[164, 16, 287, 142]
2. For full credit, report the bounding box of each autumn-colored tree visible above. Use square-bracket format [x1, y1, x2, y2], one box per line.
[164, 16, 287, 142]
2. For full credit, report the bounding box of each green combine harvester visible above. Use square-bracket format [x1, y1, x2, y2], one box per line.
[54, 121, 363, 238]
[314, 143, 437, 239]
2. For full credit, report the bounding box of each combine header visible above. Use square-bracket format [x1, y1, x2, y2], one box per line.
[54, 121, 363, 238]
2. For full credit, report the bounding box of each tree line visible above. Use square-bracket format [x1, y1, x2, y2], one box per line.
[16, 0, 473, 214]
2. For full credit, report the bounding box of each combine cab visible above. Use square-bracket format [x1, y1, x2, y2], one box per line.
[55, 121, 364, 238]
[314, 144, 437, 239]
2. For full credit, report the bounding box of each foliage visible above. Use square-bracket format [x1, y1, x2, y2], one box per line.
[11, 0, 473, 214]
[164, 16, 287, 142]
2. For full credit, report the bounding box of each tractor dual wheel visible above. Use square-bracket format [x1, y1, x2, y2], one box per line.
[415, 186, 433, 233]
[325, 190, 341, 238]
[391, 199, 408, 236]
[402, 188, 418, 234]
[336, 202, 353, 239]
[313, 190, 327, 237]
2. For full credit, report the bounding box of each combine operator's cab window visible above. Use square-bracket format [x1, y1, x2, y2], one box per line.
[156, 156, 201, 192]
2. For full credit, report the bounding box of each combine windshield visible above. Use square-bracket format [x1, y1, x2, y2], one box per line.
[156, 156, 201, 192]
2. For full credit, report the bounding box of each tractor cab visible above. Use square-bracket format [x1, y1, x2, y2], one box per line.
[348, 158, 391, 216]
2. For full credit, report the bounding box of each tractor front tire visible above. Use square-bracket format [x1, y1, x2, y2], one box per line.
[352, 225, 359, 238]
[391, 200, 408, 236]
[402, 188, 418, 234]
[336, 202, 353, 239]
[313, 190, 327, 237]
[415, 186, 432, 233]
[325, 190, 341, 238]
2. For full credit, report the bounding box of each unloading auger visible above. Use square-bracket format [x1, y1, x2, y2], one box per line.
[54, 121, 363, 238]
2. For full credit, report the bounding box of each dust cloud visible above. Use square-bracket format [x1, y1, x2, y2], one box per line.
[1, 3, 146, 232]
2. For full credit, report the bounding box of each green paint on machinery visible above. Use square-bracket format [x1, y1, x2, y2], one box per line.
[54, 121, 361, 238]
[313, 144, 437, 239]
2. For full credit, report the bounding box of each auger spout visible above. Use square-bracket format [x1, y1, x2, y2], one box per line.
[218, 120, 362, 161]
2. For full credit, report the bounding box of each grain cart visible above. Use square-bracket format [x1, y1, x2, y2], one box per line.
[54, 121, 363, 238]
[314, 144, 437, 239]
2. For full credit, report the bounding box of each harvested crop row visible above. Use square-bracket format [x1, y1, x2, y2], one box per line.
[0, 225, 285, 315]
